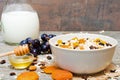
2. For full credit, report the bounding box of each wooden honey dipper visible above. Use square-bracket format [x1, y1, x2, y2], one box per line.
[0, 44, 30, 57]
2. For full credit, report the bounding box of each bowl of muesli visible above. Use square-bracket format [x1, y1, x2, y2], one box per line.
[49, 33, 118, 74]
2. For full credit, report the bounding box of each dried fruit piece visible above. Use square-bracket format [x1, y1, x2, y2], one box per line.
[10, 72, 16, 76]
[52, 69, 73, 80]
[29, 65, 37, 71]
[17, 71, 39, 80]
[106, 43, 112, 46]
[79, 45, 84, 50]
[73, 42, 79, 48]
[40, 66, 46, 69]
[33, 57, 38, 61]
[31, 61, 37, 65]
[72, 37, 78, 40]
[57, 40, 63, 44]
[60, 45, 69, 48]
[89, 45, 98, 49]
[43, 66, 58, 74]
[79, 38, 86, 44]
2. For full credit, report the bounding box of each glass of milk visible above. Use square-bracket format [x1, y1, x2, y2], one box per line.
[1, 0, 39, 45]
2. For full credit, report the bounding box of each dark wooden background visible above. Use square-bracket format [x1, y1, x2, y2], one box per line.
[0, 0, 120, 31]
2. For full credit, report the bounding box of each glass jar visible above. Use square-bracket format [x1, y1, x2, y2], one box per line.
[1, 0, 39, 45]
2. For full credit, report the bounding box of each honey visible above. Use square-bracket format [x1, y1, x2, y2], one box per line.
[8, 53, 33, 69]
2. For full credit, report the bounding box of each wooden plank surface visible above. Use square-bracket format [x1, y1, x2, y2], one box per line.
[0, 0, 120, 31]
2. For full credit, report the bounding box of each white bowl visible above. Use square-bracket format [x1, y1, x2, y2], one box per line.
[49, 33, 118, 74]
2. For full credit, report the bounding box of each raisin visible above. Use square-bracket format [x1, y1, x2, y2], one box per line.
[62, 42, 65, 44]
[47, 55, 52, 60]
[55, 44, 58, 46]
[110, 69, 116, 73]
[89, 45, 98, 49]
[99, 42, 104, 46]
[10, 72, 16, 76]
[86, 38, 89, 40]
[106, 43, 112, 46]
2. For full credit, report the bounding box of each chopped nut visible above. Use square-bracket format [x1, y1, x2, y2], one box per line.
[40, 66, 46, 69]
[33, 57, 38, 61]
[0, 60, 6, 64]
[31, 61, 37, 65]
[29, 65, 37, 71]
[38, 63, 45, 66]
[79, 45, 84, 50]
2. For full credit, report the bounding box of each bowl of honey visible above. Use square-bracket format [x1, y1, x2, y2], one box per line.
[8, 53, 34, 69]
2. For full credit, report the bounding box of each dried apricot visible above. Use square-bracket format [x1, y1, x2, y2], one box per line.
[52, 69, 73, 80]
[17, 71, 39, 80]
[43, 66, 58, 74]
[79, 38, 86, 44]
[57, 40, 63, 44]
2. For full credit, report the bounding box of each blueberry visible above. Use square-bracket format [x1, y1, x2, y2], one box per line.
[41, 33, 48, 41]
[35, 46, 41, 55]
[19, 40, 28, 45]
[31, 48, 39, 57]
[34, 39, 40, 45]
[44, 42, 50, 49]
[41, 43, 48, 52]
[32, 39, 40, 48]
[26, 37, 33, 44]
[37, 46, 41, 51]
[41, 42, 50, 52]
[48, 34, 56, 39]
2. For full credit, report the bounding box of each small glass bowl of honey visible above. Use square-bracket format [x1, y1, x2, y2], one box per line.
[8, 53, 34, 69]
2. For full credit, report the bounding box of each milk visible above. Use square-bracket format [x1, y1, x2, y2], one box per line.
[1, 11, 39, 44]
